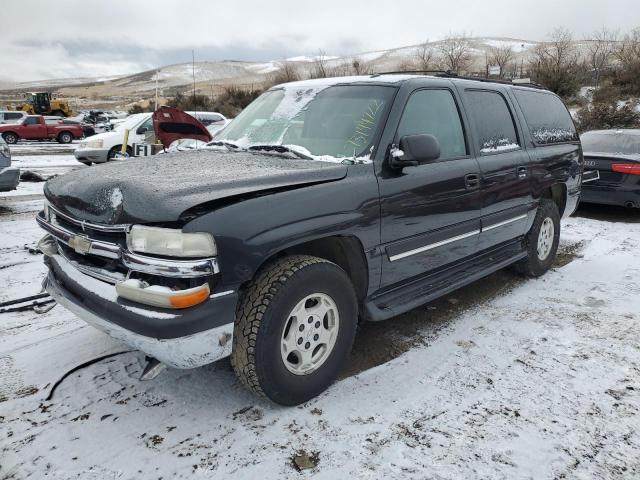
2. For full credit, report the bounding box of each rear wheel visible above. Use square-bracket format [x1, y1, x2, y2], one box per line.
[231, 255, 358, 405]
[57, 131, 73, 144]
[2, 132, 18, 144]
[515, 198, 560, 277]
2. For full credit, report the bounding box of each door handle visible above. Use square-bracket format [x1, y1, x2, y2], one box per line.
[517, 167, 528, 179]
[464, 173, 480, 190]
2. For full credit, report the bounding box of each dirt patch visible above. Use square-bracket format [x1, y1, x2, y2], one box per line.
[343, 242, 582, 378]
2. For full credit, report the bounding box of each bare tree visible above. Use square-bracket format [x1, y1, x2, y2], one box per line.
[487, 45, 514, 78]
[529, 28, 580, 97]
[267, 60, 300, 86]
[437, 33, 472, 73]
[414, 40, 436, 70]
[351, 57, 373, 75]
[615, 27, 640, 67]
[311, 50, 330, 78]
[588, 27, 618, 87]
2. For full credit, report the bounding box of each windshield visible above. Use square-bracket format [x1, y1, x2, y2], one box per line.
[581, 132, 640, 155]
[215, 84, 395, 160]
[113, 113, 148, 131]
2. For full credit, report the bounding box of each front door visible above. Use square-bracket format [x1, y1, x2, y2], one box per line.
[378, 88, 482, 289]
[461, 88, 533, 251]
[22, 117, 46, 139]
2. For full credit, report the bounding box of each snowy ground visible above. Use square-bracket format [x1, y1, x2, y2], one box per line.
[1, 150, 639, 478]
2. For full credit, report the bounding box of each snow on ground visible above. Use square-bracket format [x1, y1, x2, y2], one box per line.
[1, 212, 639, 479]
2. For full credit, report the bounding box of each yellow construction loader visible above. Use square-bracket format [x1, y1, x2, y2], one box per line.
[18, 92, 73, 117]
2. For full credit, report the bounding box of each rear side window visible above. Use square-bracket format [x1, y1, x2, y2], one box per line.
[514, 89, 578, 145]
[465, 90, 519, 154]
[5, 112, 23, 120]
[397, 89, 467, 159]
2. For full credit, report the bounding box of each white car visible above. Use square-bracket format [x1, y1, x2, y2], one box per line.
[74, 111, 225, 164]
[0, 111, 28, 124]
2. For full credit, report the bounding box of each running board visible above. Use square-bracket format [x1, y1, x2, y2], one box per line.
[364, 242, 526, 322]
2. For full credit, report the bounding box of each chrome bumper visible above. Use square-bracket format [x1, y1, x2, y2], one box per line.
[45, 264, 234, 369]
[36, 208, 218, 282]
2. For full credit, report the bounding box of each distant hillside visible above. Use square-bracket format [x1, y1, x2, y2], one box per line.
[0, 36, 561, 109]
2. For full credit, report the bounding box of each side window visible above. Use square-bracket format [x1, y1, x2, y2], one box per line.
[466, 90, 519, 154]
[513, 89, 578, 145]
[6, 113, 22, 120]
[138, 117, 152, 132]
[397, 89, 467, 160]
[24, 117, 39, 125]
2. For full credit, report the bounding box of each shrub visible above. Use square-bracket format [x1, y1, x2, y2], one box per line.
[575, 100, 640, 133]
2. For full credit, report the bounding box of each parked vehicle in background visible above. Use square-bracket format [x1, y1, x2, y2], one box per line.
[0, 111, 28, 124]
[38, 74, 582, 405]
[580, 129, 640, 208]
[44, 116, 96, 138]
[0, 135, 19, 192]
[0, 115, 84, 144]
[74, 111, 224, 164]
[152, 106, 212, 149]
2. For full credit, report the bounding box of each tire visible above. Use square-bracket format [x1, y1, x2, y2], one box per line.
[57, 131, 73, 144]
[2, 132, 18, 144]
[108, 145, 131, 160]
[515, 198, 560, 277]
[79, 161, 92, 166]
[231, 255, 358, 406]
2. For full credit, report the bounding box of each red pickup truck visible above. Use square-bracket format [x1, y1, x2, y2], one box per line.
[0, 115, 84, 144]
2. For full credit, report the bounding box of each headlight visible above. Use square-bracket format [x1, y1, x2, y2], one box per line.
[127, 225, 217, 258]
[80, 138, 103, 149]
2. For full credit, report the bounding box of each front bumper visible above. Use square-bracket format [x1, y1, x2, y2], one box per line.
[0, 166, 20, 192]
[45, 253, 237, 368]
[74, 147, 109, 164]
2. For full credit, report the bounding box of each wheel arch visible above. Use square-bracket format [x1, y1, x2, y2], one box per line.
[2, 131, 20, 141]
[542, 183, 567, 217]
[249, 235, 369, 304]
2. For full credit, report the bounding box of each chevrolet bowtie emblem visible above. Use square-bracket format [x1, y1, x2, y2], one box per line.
[69, 235, 92, 255]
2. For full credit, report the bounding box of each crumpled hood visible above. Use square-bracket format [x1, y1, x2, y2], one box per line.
[44, 150, 348, 224]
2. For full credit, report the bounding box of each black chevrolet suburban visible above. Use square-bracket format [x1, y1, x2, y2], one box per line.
[37, 74, 583, 405]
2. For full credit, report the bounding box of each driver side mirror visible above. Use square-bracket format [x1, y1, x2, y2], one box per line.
[389, 134, 440, 169]
[136, 126, 148, 135]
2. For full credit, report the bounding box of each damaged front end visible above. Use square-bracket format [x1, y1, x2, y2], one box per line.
[37, 201, 237, 369]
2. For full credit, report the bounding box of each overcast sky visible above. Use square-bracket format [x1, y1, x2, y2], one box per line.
[1, 0, 638, 82]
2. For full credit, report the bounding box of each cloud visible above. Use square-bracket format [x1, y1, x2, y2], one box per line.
[1, 0, 638, 82]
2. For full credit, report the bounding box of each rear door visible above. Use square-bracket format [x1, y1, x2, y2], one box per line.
[461, 88, 532, 251]
[378, 85, 482, 289]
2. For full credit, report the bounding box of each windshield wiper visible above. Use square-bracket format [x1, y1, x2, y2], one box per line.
[206, 140, 242, 152]
[247, 144, 313, 160]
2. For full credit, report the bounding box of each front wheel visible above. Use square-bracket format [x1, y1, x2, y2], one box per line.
[2, 133, 18, 144]
[515, 198, 560, 277]
[231, 255, 358, 405]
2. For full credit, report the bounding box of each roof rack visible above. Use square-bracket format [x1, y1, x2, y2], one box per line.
[370, 70, 547, 90]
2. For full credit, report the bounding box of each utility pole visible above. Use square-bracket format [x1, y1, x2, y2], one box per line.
[192, 50, 196, 113]
[155, 70, 159, 111]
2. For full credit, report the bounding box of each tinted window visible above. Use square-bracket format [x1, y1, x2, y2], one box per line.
[397, 89, 467, 159]
[5, 113, 23, 120]
[24, 117, 39, 125]
[581, 131, 640, 154]
[514, 89, 578, 145]
[466, 90, 519, 154]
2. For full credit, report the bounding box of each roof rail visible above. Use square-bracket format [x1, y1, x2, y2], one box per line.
[370, 70, 455, 77]
[370, 70, 548, 90]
